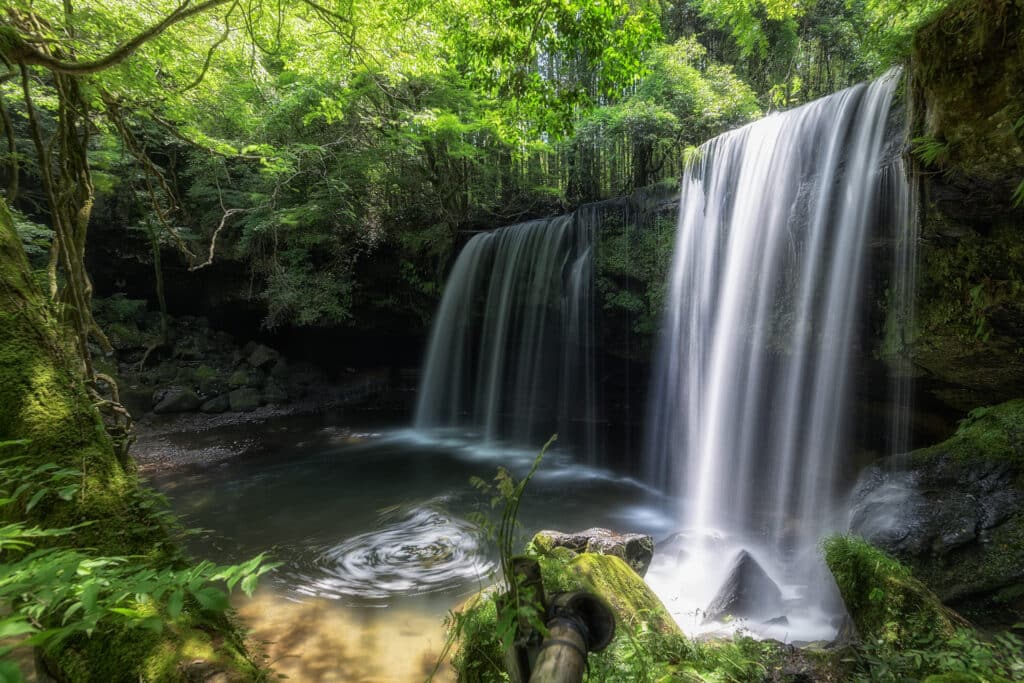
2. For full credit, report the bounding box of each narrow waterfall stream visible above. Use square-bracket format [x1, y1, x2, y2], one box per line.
[414, 210, 599, 458]
[644, 71, 914, 640]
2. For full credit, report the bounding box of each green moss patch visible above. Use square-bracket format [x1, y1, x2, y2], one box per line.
[824, 536, 963, 649]
[912, 399, 1024, 466]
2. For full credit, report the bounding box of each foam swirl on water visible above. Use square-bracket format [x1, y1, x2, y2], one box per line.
[283, 502, 493, 602]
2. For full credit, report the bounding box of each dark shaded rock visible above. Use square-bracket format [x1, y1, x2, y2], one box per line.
[228, 388, 263, 412]
[850, 403, 1024, 625]
[228, 369, 249, 389]
[263, 378, 288, 404]
[248, 344, 280, 369]
[173, 345, 205, 361]
[531, 528, 655, 576]
[910, 2, 1024, 412]
[156, 362, 178, 383]
[198, 374, 229, 397]
[152, 386, 201, 414]
[764, 615, 789, 626]
[269, 358, 289, 381]
[704, 550, 783, 622]
[200, 395, 230, 414]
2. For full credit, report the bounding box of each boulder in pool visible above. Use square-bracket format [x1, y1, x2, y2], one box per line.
[152, 386, 200, 414]
[530, 528, 655, 577]
[704, 550, 783, 622]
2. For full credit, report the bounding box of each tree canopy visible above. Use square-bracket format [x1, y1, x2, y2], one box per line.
[0, 0, 956, 334]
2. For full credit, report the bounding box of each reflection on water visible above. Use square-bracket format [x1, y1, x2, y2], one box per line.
[144, 422, 673, 677]
[238, 588, 455, 682]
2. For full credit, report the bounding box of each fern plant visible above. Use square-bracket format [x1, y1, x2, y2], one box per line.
[0, 440, 279, 682]
[911, 135, 950, 166]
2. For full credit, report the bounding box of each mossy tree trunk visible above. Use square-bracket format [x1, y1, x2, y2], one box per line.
[0, 196, 260, 681]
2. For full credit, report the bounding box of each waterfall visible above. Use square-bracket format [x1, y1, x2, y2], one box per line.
[882, 156, 920, 461]
[644, 71, 913, 638]
[415, 211, 598, 456]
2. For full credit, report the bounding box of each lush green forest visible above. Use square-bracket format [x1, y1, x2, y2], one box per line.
[0, 0, 948, 335]
[1, 0, 1023, 681]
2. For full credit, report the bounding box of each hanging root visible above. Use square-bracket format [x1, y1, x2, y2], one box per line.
[89, 373, 135, 465]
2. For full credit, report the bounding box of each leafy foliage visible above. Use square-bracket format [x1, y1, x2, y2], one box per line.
[0, 441, 277, 681]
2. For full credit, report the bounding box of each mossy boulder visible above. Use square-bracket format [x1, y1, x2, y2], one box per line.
[228, 387, 263, 412]
[540, 551, 679, 634]
[851, 400, 1024, 624]
[530, 528, 655, 576]
[152, 386, 201, 414]
[448, 547, 839, 682]
[912, 399, 1024, 467]
[823, 536, 965, 649]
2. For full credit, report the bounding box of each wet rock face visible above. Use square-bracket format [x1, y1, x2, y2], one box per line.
[851, 459, 1022, 558]
[531, 528, 655, 577]
[849, 454, 1024, 624]
[909, 0, 1024, 413]
[703, 550, 784, 623]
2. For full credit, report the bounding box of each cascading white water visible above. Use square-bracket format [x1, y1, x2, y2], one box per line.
[644, 71, 913, 640]
[414, 213, 598, 456]
[882, 156, 920, 461]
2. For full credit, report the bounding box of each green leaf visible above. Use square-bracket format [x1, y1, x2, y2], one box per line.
[167, 589, 184, 619]
[191, 587, 228, 612]
[240, 573, 259, 597]
[81, 582, 100, 612]
[0, 618, 36, 639]
[25, 489, 47, 512]
[0, 659, 27, 683]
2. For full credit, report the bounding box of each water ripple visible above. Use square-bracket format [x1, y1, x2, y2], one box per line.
[281, 503, 494, 602]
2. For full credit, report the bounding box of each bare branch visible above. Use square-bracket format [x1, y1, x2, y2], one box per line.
[190, 206, 244, 271]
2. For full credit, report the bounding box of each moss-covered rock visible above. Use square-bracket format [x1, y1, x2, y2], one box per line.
[912, 0, 1024, 185]
[824, 536, 964, 649]
[529, 528, 654, 576]
[913, 399, 1024, 466]
[447, 548, 846, 682]
[850, 400, 1024, 624]
[824, 536, 1024, 682]
[540, 550, 678, 634]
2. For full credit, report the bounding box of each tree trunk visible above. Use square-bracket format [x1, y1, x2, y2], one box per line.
[0, 197, 261, 682]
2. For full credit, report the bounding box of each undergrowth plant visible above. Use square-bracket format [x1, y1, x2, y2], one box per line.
[433, 434, 556, 682]
[847, 626, 1024, 682]
[0, 440, 278, 682]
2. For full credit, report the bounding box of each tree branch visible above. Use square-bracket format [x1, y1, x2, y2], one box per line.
[2, 0, 233, 75]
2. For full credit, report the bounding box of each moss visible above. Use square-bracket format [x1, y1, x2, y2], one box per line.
[193, 365, 218, 382]
[912, 0, 1024, 183]
[446, 595, 507, 683]
[0, 199, 264, 679]
[912, 399, 1024, 466]
[447, 551, 808, 682]
[561, 553, 678, 634]
[823, 536, 963, 649]
[54, 611, 260, 683]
